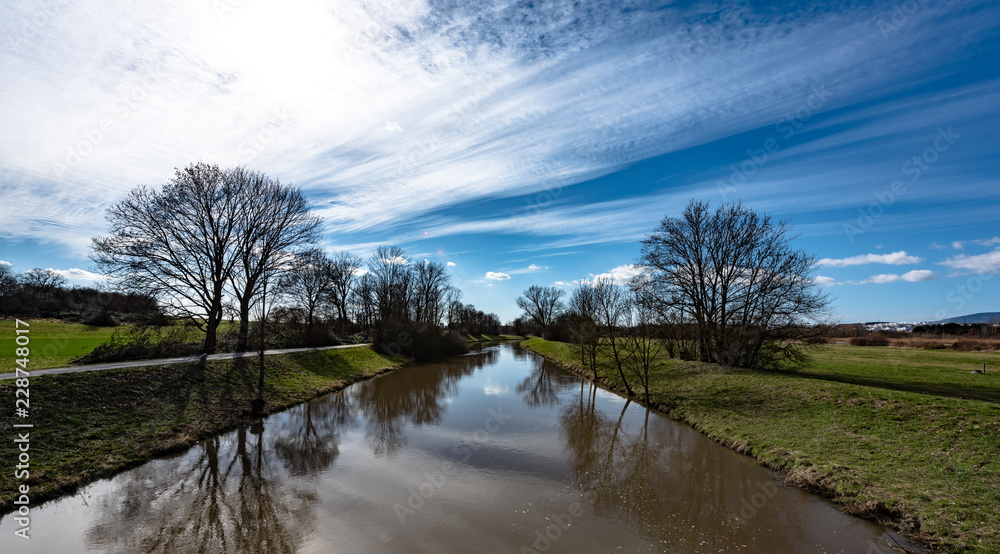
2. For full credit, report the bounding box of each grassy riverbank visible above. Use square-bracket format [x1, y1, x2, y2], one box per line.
[522, 338, 1000, 553]
[0, 346, 406, 513]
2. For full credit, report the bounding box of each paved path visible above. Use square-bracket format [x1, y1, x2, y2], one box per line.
[0, 344, 372, 381]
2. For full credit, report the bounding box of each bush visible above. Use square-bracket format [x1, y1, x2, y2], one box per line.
[76, 323, 201, 364]
[373, 319, 468, 362]
[952, 340, 991, 351]
[542, 313, 573, 342]
[803, 336, 830, 344]
[849, 334, 890, 347]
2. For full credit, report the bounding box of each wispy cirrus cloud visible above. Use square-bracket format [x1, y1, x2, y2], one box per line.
[3, 0, 998, 253]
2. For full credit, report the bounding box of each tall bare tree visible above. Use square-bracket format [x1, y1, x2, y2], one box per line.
[622, 284, 664, 403]
[367, 246, 412, 322]
[590, 277, 634, 395]
[515, 285, 565, 330]
[92, 163, 244, 353]
[328, 251, 363, 331]
[639, 199, 831, 369]
[351, 273, 377, 329]
[228, 168, 322, 352]
[279, 248, 334, 341]
[412, 261, 451, 325]
[567, 283, 601, 380]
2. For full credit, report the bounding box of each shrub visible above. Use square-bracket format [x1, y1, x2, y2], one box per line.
[373, 319, 469, 362]
[76, 323, 200, 364]
[849, 334, 890, 347]
[803, 336, 830, 344]
[952, 340, 990, 351]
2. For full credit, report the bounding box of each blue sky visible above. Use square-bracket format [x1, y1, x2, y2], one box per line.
[1, 0, 998, 323]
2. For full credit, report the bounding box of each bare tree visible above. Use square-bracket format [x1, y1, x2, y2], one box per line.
[228, 168, 322, 352]
[279, 248, 334, 341]
[639, 200, 832, 369]
[0, 264, 17, 317]
[19, 268, 68, 291]
[328, 251, 362, 331]
[515, 285, 566, 330]
[367, 246, 413, 322]
[590, 277, 634, 395]
[622, 284, 664, 403]
[412, 261, 451, 325]
[567, 283, 601, 380]
[92, 163, 244, 353]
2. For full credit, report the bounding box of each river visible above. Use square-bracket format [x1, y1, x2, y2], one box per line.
[1, 343, 913, 553]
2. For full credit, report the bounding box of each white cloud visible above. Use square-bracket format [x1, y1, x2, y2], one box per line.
[952, 241, 965, 250]
[591, 264, 644, 285]
[485, 271, 511, 281]
[860, 270, 937, 284]
[974, 237, 1000, 247]
[0, 260, 11, 266]
[940, 249, 1000, 274]
[446, 261, 456, 266]
[48, 267, 108, 281]
[818, 250, 922, 267]
[814, 275, 837, 286]
[382, 256, 409, 265]
[554, 280, 570, 286]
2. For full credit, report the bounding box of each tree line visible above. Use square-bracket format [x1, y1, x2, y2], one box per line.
[0, 265, 159, 323]
[515, 200, 832, 401]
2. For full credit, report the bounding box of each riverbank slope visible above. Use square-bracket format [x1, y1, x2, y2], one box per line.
[0, 346, 406, 513]
[522, 337, 1000, 553]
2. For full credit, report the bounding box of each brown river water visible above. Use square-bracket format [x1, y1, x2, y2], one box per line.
[1, 343, 920, 553]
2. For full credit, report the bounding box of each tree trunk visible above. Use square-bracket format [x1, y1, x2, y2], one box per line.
[237, 295, 251, 352]
[204, 295, 223, 354]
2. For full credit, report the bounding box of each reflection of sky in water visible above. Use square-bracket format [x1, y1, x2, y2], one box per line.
[482, 376, 509, 396]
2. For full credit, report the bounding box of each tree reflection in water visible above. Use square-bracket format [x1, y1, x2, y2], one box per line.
[349, 349, 493, 456]
[272, 392, 354, 476]
[558, 378, 816, 550]
[85, 421, 316, 553]
[515, 361, 561, 407]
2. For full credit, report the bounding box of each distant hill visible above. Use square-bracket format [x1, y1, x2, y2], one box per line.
[936, 312, 1000, 324]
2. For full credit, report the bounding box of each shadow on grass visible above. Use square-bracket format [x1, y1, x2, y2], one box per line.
[794, 371, 1000, 404]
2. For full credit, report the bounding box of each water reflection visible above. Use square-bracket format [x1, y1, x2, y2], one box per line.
[348, 349, 489, 456]
[557, 378, 889, 552]
[85, 423, 316, 553]
[515, 361, 562, 407]
[273, 393, 354, 476]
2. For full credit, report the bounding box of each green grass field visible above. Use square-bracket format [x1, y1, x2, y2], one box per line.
[523, 338, 1000, 553]
[0, 319, 118, 371]
[0, 319, 244, 372]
